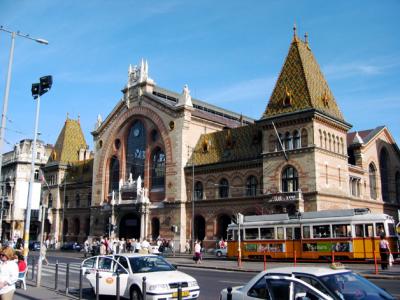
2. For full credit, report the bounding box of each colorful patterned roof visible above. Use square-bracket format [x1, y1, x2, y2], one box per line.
[262, 36, 344, 122]
[47, 118, 88, 164]
[190, 124, 262, 166]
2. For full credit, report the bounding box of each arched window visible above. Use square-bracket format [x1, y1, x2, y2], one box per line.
[332, 135, 336, 153]
[34, 170, 40, 181]
[194, 181, 203, 200]
[75, 193, 80, 208]
[109, 156, 119, 194]
[219, 178, 229, 198]
[282, 166, 298, 192]
[151, 218, 160, 241]
[323, 131, 327, 149]
[369, 163, 377, 200]
[396, 172, 400, 204]
[336, 136, 340, 153]
[65, 196, 69, 208]
[293, 130, 300, 149]
[126, 120, 146, 182]
[319, 130, 323, 148]
[246, 176, 258, 196]
[379, 149, 389, 202]
[328, 133, 332, 151]
[284, 132, 292, 150]
[151, 147, 165, 189]
[48, 193, 53, 208]
[340, 137, 344, 154]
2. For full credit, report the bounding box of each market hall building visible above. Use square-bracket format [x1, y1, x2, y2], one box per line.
[38, 31, 400, 251]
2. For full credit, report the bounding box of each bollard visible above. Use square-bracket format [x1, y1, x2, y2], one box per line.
[331, 251, 335, 264]
[65, 263, 70, 295]
[373, 252, 378, 275]
[263, 253, 266, 271]
[294, 250, 297, 267]
[31, 257, 36, 280]
[55, 260, 59, 290]
[96, 270, 100, 300]
[142, 276, 147, 300]
[177, 282, 182, 300]
[227, 286, 232, 300]
[116, 269, 120, 300]
[79, 268, 83, 300]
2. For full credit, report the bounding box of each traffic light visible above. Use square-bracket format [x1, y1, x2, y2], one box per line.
[31, 75, 53, 99]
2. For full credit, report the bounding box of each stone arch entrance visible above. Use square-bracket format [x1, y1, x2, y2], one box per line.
[194, 215, 206, 241]
[119, 213, 141, 239]
[216, 214, 231, 240]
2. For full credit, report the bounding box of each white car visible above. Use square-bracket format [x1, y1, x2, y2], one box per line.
[81, 253, 200, 299]
[214, 248, 227, 257]
[220, 266, 395, 300]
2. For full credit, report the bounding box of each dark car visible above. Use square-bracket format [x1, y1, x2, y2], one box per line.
[61, 242, 82, 251]
[29, 241, 41, 251]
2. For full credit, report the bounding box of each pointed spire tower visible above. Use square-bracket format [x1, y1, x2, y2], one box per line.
[48, 117, 88, 164]
[262, 29, 345, 123]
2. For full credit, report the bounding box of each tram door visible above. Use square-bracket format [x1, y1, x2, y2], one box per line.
[363, 224, 374, 259]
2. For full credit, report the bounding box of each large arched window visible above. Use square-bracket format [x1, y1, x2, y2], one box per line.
[48, 193, 53, 208]
[126, 120, 146, 182]
[151, 147, 165, 190]
[246, 175, 258, 196]
[109, 156, 120, 194]
[219, 178, 229, 198]
[282, 166, 298, 192]
[369, 163, 377, 200]
[194, 181, 203, 200]
[379, 149, 389, 202]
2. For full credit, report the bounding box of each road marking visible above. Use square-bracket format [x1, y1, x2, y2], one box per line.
[219, 280, 245, 284]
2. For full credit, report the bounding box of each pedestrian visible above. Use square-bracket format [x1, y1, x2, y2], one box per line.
[84, 239, 90, 258]
[40, 244, 49, 265]
[379, 233, 391, 270]
[0, 247, 19, 299]
[194, 240, 202, 264]
[14, 239, 23, 255]
[99, 241, 107, 255]
[185, 241, 191, 254]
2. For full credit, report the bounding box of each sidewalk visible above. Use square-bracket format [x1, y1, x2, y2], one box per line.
[14, 252, 400, 299]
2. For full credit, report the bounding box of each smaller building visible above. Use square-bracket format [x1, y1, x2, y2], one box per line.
[0, 139, 52, 241]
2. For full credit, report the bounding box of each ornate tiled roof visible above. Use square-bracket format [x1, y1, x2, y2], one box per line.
[190, 125, 262, 166]
[47, 118, 88, 164]
[262, 35, 344, 122]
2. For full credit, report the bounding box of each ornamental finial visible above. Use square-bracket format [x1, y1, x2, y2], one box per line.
[304, 32, 308, 44]
[293, 23, 297, 37]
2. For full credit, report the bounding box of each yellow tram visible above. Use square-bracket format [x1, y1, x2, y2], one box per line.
[227, 208, 398, 260]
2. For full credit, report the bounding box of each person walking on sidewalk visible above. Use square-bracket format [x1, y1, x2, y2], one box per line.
[0, 247, 19, 300]
[379, 233, 391, 270]
[194, 241, 202, 264]
[40, 244, 49, 266]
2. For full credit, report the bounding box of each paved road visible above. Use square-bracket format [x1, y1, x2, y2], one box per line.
[16, 251, 400, 299]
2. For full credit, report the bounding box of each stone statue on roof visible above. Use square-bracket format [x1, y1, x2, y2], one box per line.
[178, 84, 193, 107]
[95, 114, 102, 130]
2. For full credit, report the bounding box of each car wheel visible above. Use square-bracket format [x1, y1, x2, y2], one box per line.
[217, 251, 222, 257]
[130, 287, 143, 300]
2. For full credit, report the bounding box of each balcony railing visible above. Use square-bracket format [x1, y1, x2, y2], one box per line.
[265, 191, 303, 202]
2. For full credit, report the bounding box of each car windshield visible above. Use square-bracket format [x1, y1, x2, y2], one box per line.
[128, 256, 176, 273]
[320, 271, 395, 300]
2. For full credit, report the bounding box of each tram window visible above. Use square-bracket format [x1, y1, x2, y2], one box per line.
[227, 230, 234, 241]
[365, 224, 373, 237]
[260, 227, 275, 239]
[313, 225, 331, 238]
[355, 224, 364, 237]
[333, 224, 351, 237]
[388, 223, 395, 236]
[294, 228, 301, 239]
[376, 223, 385, 236]
[286, 228, 293, 240]
[277, 227, 284, 240]
[303, 226, 310, 239]
[245, 228, 259, 240]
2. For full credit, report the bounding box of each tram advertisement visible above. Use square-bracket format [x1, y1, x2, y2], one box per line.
[302, 241, 352, 252]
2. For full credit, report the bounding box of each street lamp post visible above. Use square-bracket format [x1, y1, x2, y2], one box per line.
[23, 76, 52, 260]
[0, 26, 48, 242]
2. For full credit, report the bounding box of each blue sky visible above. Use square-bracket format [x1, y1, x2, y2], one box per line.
[0, 1, 399, 152]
